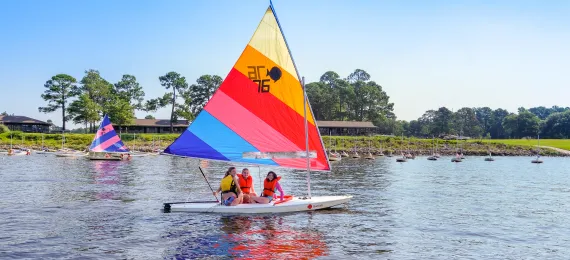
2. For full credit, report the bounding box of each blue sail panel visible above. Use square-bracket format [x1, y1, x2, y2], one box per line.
[164, 111, 278, 166]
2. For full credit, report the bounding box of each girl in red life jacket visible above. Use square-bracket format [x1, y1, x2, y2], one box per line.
[237, 168, 257, 204]
[249, 171, 284, 204]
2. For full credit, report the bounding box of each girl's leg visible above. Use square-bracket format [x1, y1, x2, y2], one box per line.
[249, 196, 271, 204]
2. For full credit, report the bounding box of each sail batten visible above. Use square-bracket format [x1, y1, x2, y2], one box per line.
[89, 115, 129, 153]
[163, 5, 331, 171]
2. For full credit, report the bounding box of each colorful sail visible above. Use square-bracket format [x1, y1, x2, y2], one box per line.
[89, 114, 129, 153]
[164, 4, 330, 171]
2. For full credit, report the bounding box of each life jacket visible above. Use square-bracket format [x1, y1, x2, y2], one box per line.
[220, 175, 237, 194]
[237, 174, 253, 194]
[263, 176, 281, 197]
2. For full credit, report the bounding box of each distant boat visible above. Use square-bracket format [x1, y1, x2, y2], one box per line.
[87, 114, 129, 161]
[377, 139, 384, 156]
[427, 136, 438, 160]
[327, 131, 341, 162]
[396, 152, 407, 162]
[531, 134, 543, 164]
[351, 139, 360, 158]
[364, 139, 374, 160]
[485, 140, 494, 161]
[451, 153, 462, 162]
[485, 152, 495, 161]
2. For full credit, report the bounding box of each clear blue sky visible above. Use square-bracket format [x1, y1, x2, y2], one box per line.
[1, 0, 569, 128]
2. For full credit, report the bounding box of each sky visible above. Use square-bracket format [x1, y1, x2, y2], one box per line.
[1, 0, 569, 128]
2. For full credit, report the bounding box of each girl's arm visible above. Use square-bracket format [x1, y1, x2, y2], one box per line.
[274, 182, 284, 200]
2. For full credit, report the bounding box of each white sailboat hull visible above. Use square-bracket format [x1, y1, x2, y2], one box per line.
[56, 152, 88, 157]
[165, 195, 352, 214]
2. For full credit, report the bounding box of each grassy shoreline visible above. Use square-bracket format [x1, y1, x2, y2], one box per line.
[1, 132, 567, 156]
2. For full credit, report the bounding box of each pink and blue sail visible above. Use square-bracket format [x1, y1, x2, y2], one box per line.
[89, 115, 129, 153]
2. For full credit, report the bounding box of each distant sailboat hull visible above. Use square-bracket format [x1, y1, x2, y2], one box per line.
[87, 151, 124, 161]
[164, 195, 352, 214]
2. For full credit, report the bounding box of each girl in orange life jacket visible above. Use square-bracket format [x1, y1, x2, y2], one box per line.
[213, 167, 243, 206]
[237, 168, 257, 203]
[249, 171, 284, 204]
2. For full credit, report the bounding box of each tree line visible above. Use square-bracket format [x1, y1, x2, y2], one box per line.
[37, 69, 570, 139]
[305, 69, 395, 124]
[397, 106, 570, 139]
[38, 70, 222, 132]
[38, 68, 394, 133]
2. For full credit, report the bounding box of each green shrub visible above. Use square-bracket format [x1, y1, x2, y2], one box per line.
[0, 124, 9, 134]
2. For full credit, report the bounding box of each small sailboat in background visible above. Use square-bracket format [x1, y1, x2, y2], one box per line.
[451, 133, 462, 162]
[484, 138, 494, 161]
[396, 134, 407, 162]
[531, 134, 543, 164]
[364, 138, 374, 160]
[55, 131, 87, 157]
[162, 2, 351, 213]
[340, 138, 349, 157]
[87, 114, 129, 161]
[351, 139, 360, 159]
[427, 136, 437, 160]
[377, 139, 384, 156]
[434, 138, 441, 158]
[130, 132, 150, 157]
[327, 131, 341, 162]
[5, 133, 28, 156]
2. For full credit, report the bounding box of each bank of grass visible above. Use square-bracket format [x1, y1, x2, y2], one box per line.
[0, 132, 180, 151]
[0, 132, 566, 156]
[475, 139, 570, 151]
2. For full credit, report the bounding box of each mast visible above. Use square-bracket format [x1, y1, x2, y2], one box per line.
[537, 134, 540, 158]
[302, 76, 311, 198]
[270, 1, 330, 197]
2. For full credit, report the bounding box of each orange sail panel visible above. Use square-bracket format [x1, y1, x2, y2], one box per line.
[164, 6, 330, 171]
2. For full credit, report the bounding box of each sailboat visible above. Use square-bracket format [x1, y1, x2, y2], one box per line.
[55, 131, 87, 157]
[450, 133, 462, 162]
[5, 133, 27, 156]
[130, 132, 150, 157]
[531, 134, 543, 164]
[87, 115, 129, 160]
[427, 136, 437, 160]
[327, 131, 341, 162]
[162, 2, 352, 213]
[364, 138, 375, 160]
[377, 139, 384, 156]
[396, 134, 407, 162]
[351, 139, 360, 159]
[484, 138, 494, 161]
[340, 138, 349, 157]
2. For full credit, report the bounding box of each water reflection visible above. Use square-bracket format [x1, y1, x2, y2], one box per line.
[91, 160, 122, 200]
[167, 215, 328, 259]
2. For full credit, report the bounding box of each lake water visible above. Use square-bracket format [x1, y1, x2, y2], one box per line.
[1, 154, 570, 259]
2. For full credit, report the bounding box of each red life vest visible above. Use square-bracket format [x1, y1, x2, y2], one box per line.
[237, 174, 253, 194]
[263, 176, 281, 197]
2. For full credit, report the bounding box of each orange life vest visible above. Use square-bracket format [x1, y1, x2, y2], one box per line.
[237, 174, 253, 194]
[263, 176, 281, 197]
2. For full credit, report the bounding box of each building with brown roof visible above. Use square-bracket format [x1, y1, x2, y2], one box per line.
[114, 118, 379, 136]
[317, 120, 379, 136]
[0, 115, 51, 133]
[113, 119, 191, 134]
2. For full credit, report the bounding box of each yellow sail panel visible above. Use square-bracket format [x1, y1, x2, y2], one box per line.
[233, 45, 315, 124]
[247, 7, 299, 81]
